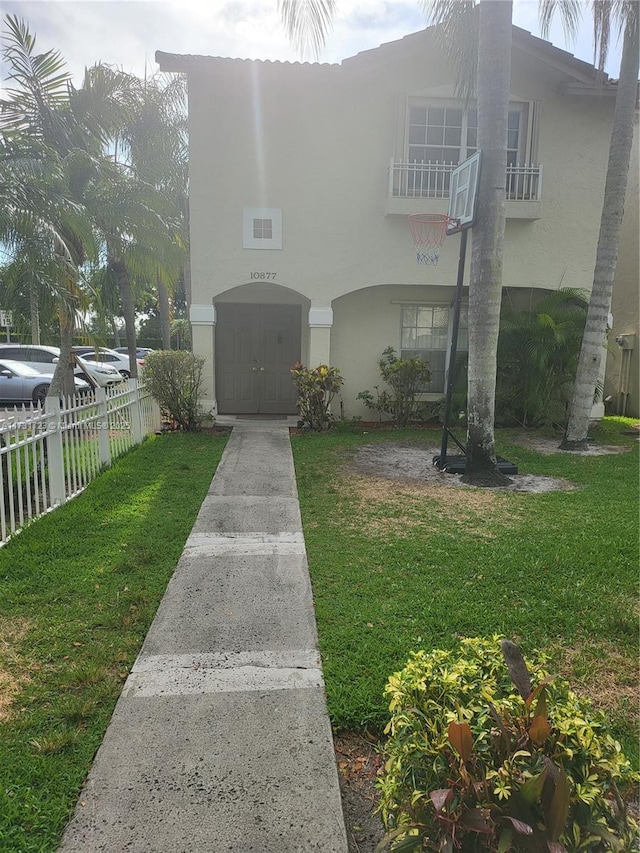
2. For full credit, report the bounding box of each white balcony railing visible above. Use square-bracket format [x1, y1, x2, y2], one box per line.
[389, 159, 543, 202]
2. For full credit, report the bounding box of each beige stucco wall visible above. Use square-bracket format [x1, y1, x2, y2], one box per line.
[179, 28, 619, 412]
[187, 45, 613, 304]
[331, 284, 460, 419]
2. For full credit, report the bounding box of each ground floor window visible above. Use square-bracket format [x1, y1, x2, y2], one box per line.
[400, 304, 468, 393]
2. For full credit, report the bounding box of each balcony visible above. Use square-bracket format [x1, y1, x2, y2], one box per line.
[385, 159, 543, 219]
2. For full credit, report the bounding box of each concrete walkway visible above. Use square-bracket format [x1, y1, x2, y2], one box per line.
[59, 421, 349, 853]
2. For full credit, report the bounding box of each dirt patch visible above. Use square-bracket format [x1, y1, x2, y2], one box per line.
[348, 442, 577, 494]
[509, 434, 634, 456]
[336, 472, 525, 538]
[0, 617, 31, 721]
[335, 732, 385, 853]
[197, 426, 233, 436]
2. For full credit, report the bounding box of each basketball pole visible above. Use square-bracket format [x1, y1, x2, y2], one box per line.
[435, 226, 468, 470]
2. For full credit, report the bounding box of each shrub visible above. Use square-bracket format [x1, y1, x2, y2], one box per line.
[496, 289, 588, 429]
[290, 362, 344, 430]
[357, 347, 431, 427]
[143, 350, 208, 431]
[378, 637, 638, 853]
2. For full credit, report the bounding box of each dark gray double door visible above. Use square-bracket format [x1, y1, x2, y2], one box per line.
[216, 303, 301, 414]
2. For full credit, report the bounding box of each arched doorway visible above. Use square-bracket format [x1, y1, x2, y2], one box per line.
[215, 302, 301, 414]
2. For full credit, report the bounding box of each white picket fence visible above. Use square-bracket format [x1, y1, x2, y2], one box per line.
[0, 380, 161, 545]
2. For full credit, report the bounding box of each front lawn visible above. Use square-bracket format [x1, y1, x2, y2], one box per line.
[1, 419, 636, 850]
[0, 432, 228, 852]
[292, 418, 639, 762]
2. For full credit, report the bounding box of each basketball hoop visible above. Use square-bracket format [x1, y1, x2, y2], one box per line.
[408, 214, 457, 266]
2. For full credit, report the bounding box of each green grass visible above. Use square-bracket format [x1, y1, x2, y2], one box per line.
[292, 418, 639, 761]
[0, 432, 227, 852]
[1, 418, 637, 848]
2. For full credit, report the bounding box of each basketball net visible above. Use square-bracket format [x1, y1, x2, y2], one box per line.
[408, 214, 456, 266]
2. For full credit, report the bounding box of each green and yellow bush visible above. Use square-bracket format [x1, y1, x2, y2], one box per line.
[357, 346, 432, 426]
[378, 637, 637, 852]
[290, 362, 343, 430]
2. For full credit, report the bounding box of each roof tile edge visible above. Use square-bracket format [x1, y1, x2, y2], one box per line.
[155, 50, 337, 72]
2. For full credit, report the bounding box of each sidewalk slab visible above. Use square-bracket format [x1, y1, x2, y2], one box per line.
[59, 688, 346, 853]
[191, 495, 303, 534]
[58, 424, 348, 853]
[208, 428, 298, 497]
[138, 551, 319, 655]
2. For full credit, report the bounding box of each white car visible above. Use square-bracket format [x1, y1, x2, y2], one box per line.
[72, 346, 144, 379]
[0, 344, 124, 388]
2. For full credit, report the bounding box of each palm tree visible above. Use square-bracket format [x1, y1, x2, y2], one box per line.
[2, 21, 185, 388]
[0, 18, 99, 395]
[280, 0, 514, 485]
[119, 73, 189, 350]
[96, 170, 180, 376]
[497, 288, 588, 427]
[0, 140, 73, 344]
[540, 1, 639, 449]
[459, 0, 513, 486]
[1, 244, 70, 344]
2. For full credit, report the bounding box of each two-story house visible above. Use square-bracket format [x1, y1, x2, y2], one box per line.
[156, 25, 635, 418]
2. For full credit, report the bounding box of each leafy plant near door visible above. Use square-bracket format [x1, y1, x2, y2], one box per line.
[290, 362, 343, 430]
[357, 347, 432, 427]
[377, 637, 637, 853]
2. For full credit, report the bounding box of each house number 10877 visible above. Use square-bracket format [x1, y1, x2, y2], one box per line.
[250, 272, 277, 280]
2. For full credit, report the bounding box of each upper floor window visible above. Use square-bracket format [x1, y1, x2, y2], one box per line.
[409, 106, 470, 165]
[407, 101, 528, 167]
[399, 100, 534, 200]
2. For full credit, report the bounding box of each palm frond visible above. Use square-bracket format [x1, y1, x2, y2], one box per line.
[278, 0, 337, 60]
[2, 14, 71, 100]
[539, 0, 582, 43]
[593, 0, 613, 71]
[422, 0, 478, 101]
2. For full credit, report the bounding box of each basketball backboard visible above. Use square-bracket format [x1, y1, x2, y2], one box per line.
[447, 150, 482, 235]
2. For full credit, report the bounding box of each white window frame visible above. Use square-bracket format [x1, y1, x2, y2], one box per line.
[399, 303, 468, 395]
[242, 207, 283, 250]
[405, 99, 533, 166]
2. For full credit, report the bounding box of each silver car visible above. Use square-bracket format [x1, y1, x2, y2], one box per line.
[0, 344, 124, 388]
[0, 360, 91, 406]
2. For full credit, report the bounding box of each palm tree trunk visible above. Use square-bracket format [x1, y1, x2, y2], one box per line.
[112, 318, 122, 348]
[29, 282, 41, 345]
[157, 275, 171, 349]
[50, 295, 77, 398]
[109, 251, 138, 379]
[561, 13, 639, 449]
[462, 0, 513, 486]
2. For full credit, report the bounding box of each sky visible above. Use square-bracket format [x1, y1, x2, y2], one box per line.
[0, 0, 624, 93]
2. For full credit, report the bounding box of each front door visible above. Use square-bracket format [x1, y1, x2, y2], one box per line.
[216, 303, 301, 414]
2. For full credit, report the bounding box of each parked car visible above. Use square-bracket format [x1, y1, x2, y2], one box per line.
[0, 360, 91, 406]
[113, 346, 154, 362]
[72, 346, 144, 378]
[0, 344, 124, 388]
